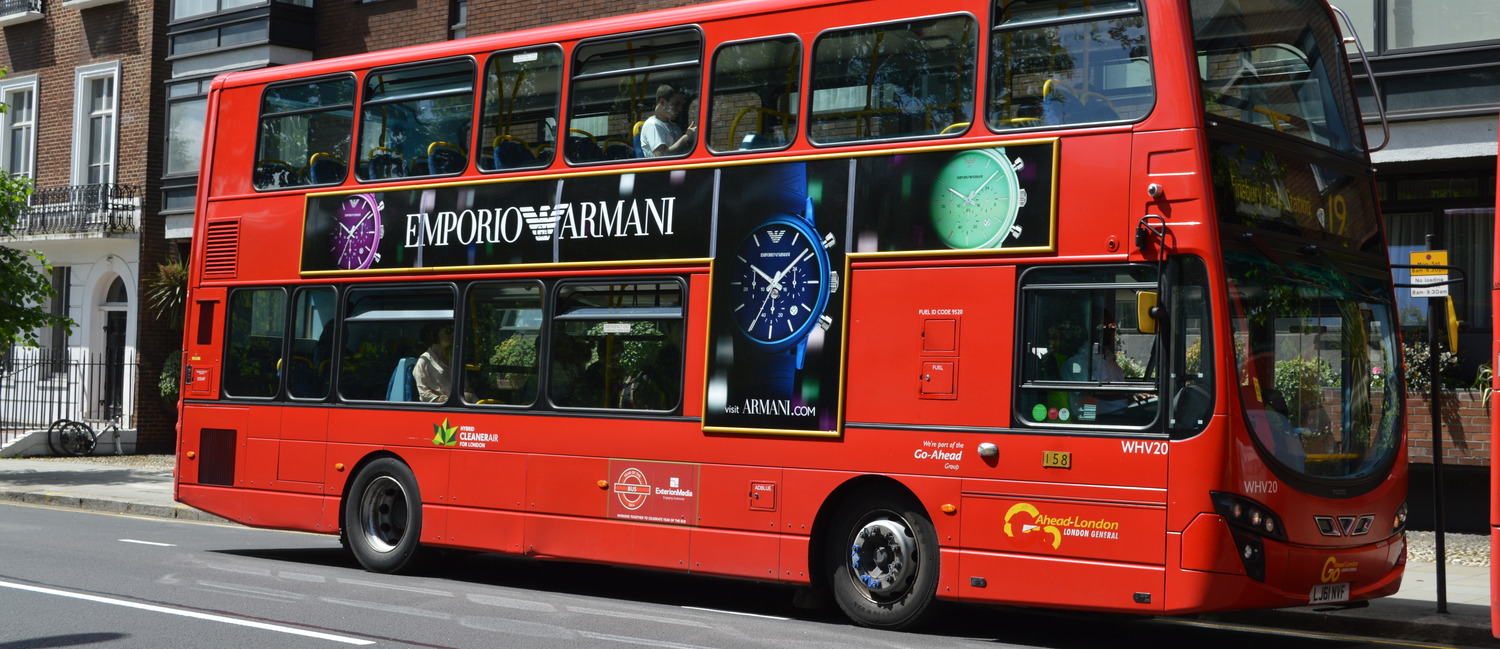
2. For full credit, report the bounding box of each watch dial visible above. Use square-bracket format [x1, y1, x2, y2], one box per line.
[331, 194, 381, 270]
[729, 215, 830, 349]
[929, 148, 1021, 250]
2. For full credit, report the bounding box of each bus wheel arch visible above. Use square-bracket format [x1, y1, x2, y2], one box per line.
[812, 477, 940, 630]
[341, 453, 424, 574]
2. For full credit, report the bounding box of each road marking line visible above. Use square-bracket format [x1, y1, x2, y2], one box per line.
[0, 579, 373, 645]
[1164, 618, 1465, 648]
[680, 606, 789, 620]
[120, 539, 175, 546]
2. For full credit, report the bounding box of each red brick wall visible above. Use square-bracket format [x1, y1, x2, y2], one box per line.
[315, 0, 708, 59]
[1406, 390, 1492, 467]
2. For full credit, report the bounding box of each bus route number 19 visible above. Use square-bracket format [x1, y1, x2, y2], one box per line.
[1042, 451, 1071, 469]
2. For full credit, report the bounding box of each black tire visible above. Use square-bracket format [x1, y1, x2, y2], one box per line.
[825, 491, 941, 630]
[51, 420, 96, 456]
[344, 458, 423, 573]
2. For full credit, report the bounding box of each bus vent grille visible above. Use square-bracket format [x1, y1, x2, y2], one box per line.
[202, 220, 240, 279]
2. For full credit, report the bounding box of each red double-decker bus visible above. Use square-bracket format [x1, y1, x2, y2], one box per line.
[176, 0, 1408, 629]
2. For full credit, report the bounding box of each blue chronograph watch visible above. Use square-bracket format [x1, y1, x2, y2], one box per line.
[728, 193, 838, 397]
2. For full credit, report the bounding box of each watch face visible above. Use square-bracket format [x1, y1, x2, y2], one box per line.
[331, 193, 382, 270]
[729, 214, 831, 350]
[929, 148, 1022, 250]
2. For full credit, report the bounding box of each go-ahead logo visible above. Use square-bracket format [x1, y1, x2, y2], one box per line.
[1321, 557, 1359, 583]
[1003, 502, 1122, 550]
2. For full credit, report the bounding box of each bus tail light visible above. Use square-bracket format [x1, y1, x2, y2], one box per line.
[1210, 492, 1287, 582]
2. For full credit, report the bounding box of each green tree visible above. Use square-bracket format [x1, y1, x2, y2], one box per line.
[0, 75, 74, 347]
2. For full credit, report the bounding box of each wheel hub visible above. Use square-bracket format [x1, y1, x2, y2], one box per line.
[849, 519, 915, 595]
[359, 475, 410, 553]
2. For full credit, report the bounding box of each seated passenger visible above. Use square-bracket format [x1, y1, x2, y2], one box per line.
[413, 323, 455, 403]
[640, 84, 697, 157]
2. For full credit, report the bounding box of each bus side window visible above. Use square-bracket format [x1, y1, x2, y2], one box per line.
[707, 37, 801, 153]
[463, 282, 543, 406]
[288, 287, 337, 400]
[809, 15, 977, 145]
[339, 286, 456, 403]
[222, 288, 287, 398]
[255, 75, 355, 190]
[568, 29, 702, 164]
[548, 281, 684, 410]
[1016, 266, 1159, 427]
[478, 46, 562, 172]
[358, 59, 476, 181]
[987, 0, 1154, 130]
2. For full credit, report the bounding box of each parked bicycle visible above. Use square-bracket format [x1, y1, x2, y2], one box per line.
[46, 417, 124, 456]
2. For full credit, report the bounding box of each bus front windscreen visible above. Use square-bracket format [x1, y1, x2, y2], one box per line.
[1225, 245, 1402, 492]
[1191, 0, 1365, 154]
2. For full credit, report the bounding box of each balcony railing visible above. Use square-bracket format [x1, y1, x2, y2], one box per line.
[0, 0, 43, 27]
[17, 183, 141, 236]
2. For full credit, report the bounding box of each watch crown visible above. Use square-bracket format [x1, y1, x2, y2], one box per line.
[828, 270, 840, 295]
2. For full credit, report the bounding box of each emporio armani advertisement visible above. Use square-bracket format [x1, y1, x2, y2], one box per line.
[300, 143, 1056, 434]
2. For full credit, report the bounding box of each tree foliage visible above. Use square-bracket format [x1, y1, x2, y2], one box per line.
[0, 169, 73, 348]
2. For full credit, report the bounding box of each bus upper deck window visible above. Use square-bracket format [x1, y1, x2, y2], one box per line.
[255, 75, 355, 191]
[987, 0, 1154, 130]
[478, 47, 563, 172]
[809, 15, 977, 145]
[707, 37, 801, 154]
[568, 29, 702, 164]
[358, 59, 476, 181]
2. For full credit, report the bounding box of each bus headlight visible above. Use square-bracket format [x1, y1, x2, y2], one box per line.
[1393, 501, 1408, 534]
[1210, 492, 1287, 541]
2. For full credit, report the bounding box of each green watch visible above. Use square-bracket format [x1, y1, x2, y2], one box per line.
[929, 147, 1025, 250]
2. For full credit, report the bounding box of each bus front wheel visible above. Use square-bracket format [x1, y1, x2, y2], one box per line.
[826, 493, 940, 629]
[344, 458, 423, 573]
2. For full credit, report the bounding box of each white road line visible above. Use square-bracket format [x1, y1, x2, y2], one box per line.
[336, 577, 454, 597]
[0, 579, 373, 646]
[120, 539, 176, 547]
[680, 606, 789, 620]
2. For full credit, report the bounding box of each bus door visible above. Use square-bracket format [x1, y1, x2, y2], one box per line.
[967, 264, 1179, 610]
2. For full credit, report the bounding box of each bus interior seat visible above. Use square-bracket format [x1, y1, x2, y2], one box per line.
[565, 135, 602, 162]
[367, 147, 406, 180]
[739, 133, 773, 150]
[602, 138, 633, 160]
[387, 356, 419, 402]
[493, 136, 535, 168]
[407, 155, 430, 176]
[254, 159, 296, 188]
[308, 152, 347, 184]
[428, 141, 466, 174]
[631, 122, 645, 157]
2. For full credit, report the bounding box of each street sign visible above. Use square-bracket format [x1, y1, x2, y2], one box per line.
[1410, 250, 1449, 297]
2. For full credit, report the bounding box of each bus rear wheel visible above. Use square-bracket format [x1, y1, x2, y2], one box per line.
[344, 458, 423, 573]
[826, 493, 939, 629]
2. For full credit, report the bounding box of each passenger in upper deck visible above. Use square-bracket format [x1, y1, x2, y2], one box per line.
[413, 323, 456, 403]
[640, 84, 697, 157]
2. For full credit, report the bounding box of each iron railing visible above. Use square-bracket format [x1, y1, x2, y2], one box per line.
[0, 0, 43, 18]
[18, 183, 141, 236]
[0, 346, 137, 447]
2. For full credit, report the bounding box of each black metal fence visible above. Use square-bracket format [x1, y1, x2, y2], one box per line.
[0, 346, 136, 447]
[18, 183, 140, 236]
[0, 0, 43, 18]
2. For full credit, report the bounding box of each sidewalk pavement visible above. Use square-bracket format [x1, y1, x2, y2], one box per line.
[0, 457, 1492, 646]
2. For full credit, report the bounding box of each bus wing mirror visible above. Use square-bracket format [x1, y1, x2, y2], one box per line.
[1137, 291, 1159, 334]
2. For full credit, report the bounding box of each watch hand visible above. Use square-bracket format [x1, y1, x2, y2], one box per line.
[769, 248, 812, 288]
[966, 169, 1001, 201]
[751, 264, 782, 291]
[947, 186, 976, 205]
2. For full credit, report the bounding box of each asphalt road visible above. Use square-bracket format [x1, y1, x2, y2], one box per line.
[0, 501, 1483, 649]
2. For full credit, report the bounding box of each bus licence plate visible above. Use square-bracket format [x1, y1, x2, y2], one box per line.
[1309, 582, 1350, 604]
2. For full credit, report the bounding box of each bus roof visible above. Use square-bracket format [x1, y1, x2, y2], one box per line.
[212, 0, 855, 91]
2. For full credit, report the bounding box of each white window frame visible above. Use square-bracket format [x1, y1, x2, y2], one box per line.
[72, 62, 121, 186]
[0, 74, 38, 178]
